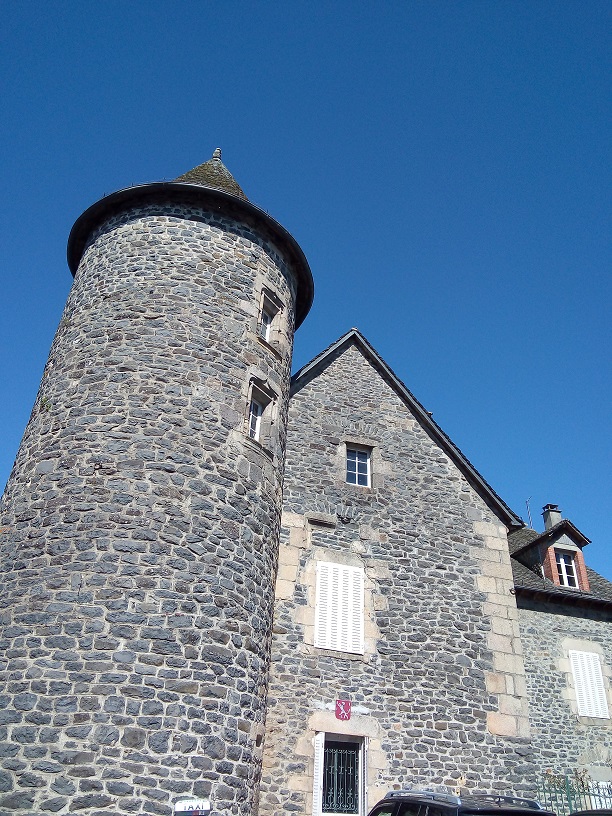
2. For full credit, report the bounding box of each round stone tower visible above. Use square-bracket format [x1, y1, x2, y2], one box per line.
[0, 151, 313, 816]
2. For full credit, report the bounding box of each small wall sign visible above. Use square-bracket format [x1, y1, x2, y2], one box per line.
[335, 699, 351, 720]
[174, 799, 211, 815]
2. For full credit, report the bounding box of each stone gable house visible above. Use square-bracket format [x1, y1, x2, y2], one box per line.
[1, 153, 611, 816]
[259, 329, 612, 816]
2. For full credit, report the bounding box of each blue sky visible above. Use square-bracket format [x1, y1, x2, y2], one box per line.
[1, 2, 610, 575]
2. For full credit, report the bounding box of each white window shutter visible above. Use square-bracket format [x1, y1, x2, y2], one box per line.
[329, 563, 342, 649]
[347, 566, 364, 653]
[569, 650, 610, 718]
[315, 562, 364, 654]
[315, 562, 331, 649]
[360, 736, 369, 816]
[312, 732, 325, 816]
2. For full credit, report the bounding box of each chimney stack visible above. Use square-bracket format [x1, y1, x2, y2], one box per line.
[542, 503, 562, 530]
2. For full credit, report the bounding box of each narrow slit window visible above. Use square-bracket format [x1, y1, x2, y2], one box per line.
[246, 379, 277, 447]
[259, 306, 274, 342]
[248, 398, 264, 441]
[258, 291, 281, 346]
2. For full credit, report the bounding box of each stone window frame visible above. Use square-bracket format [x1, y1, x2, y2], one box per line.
[245, 378, 278, 451]
[346, 446, 371, 487]
[312, 731, 368, 816]
[338, 439, 379, 490]
[292, 538, 382, 661]
[561, 638, 612, 725]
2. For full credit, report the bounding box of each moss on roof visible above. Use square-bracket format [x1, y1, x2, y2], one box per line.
[175, 148, 248, 200]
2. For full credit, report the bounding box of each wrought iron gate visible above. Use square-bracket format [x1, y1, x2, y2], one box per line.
[322, 740, 360, 814]
[536, 773, 612, 815]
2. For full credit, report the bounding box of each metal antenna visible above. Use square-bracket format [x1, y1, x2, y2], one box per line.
[525, 497, 533, 528]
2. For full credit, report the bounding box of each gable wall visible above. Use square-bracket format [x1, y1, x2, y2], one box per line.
[259, 344, 534, 816]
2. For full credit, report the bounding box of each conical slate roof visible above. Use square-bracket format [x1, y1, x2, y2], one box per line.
[175, 148, 248, 200]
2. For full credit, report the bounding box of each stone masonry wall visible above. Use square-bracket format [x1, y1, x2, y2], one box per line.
[518, 601, 612, 780]
[0, 202, 299, 816]
[259, 341, 534, 816]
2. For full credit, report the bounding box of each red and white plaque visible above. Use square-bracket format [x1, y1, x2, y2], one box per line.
[335, 699, 351, 720]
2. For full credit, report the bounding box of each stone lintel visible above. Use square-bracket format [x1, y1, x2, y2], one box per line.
[308, 710, 381, 738]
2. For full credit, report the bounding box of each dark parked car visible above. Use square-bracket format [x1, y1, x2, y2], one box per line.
[368, 790, 556, 816]
[569, 811, 612, 816]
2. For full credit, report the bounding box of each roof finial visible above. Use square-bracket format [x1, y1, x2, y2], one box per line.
[212, 148, 222, 159]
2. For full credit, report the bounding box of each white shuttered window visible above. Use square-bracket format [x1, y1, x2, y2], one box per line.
[315, 562, 364, 654]
[569, 650, 610, 718]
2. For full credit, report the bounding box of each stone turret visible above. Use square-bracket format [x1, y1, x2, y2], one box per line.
[0, 150, 313, 816]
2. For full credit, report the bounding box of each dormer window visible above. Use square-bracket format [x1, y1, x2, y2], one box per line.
[555, 550, 578, 588]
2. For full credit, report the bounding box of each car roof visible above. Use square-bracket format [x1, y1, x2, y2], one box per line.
[568, 811, 612, 816]
[379, 791, 555, 816]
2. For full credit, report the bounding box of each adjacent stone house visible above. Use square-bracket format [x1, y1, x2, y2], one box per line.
[510, 508, 612, 781]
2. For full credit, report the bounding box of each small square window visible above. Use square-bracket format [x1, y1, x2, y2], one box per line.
[346, 448, 370, 487]
[556, 550, 578, 588]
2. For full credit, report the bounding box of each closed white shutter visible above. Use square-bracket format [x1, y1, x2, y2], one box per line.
[312, 732, 325, 816]
[315, 562, 331, 649]
[360, 737, 369, 816]
[315, 562, 364, 653]
[569, 650, 610, 718]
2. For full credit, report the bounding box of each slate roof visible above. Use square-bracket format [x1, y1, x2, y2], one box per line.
[175, 148, 248, 200]
[509, 519, 590, 556]
[291, 328, 523, 531]
[507, 526, 539, 556]
[68, 149, 314, 327]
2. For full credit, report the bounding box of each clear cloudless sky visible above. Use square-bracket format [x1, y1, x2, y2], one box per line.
[1, 2, 610, 574]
